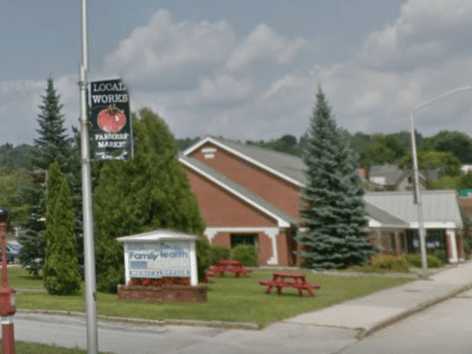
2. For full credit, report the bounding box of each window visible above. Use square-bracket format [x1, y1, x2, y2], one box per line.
[230, 234, 257, 248]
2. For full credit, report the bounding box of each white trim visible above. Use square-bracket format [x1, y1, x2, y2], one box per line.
[202, 147, 217, 153]
[264, 228, 279, 265]
[123, 243, 130, 285]
[204, 227, 280, 265]
[205, 227, 282, 241]
[446, 229, 459, 263]
[183, 137, 304, 187]
[408, 221, 457, 229]
[368, 217, 407, 229]
[189, 240, 198, 286]
[180, 157, 291, 227]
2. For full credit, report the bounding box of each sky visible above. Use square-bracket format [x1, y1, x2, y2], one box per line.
[1, 0, 472, 144]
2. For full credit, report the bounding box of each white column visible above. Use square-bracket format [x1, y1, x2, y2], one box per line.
[204, 228, 218, 242]
[446, 229, 458, 263]
[123, 243, 130, 285]
[189, 240, 198, 286]
[265, 228, 279, 265]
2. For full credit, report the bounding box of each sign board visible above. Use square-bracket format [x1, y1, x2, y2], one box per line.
[118, 230, 199, 286]
[127, 241, 191, 279]
[89, 78, 133, 160]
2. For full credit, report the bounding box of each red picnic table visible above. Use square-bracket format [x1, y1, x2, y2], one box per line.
[206, 259, 252, 278]
[259, 272, 320, 297]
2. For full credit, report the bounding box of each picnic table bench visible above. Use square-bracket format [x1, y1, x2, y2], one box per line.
[206, 260, 252, 278]
[259, 272, 320, 297]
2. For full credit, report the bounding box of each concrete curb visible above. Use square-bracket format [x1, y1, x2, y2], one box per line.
[17, 309, 260, 330]
[357, 283, 472, 339]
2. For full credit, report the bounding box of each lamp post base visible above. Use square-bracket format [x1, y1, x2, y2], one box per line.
[1, 316, 15, 354]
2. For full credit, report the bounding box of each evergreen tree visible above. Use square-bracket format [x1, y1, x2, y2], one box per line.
[298, 89, 373, 269]
[43, 162, 81, 295]
[94, 108, 205, 292]
[33, 78, 70, 171]
[19, 78, 72, 275]
[17, 177, 45, 277]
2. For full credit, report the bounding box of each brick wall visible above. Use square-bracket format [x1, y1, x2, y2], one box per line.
[191, 142, 301, 220]
[185, 167, 278, 227]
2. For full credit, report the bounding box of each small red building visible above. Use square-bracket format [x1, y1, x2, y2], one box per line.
[180, 137, 464, 266]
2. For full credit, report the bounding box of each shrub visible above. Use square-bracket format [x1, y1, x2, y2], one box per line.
[196, 237, 211, 280]
[406, 254, 444, 268]
[209, 245, 230, 265]
[463, 236, 472, 258]
[369, 254, 410, 273]
[230, 245, 257, 266]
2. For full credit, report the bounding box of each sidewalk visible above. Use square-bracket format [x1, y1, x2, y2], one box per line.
[285, 261, 472, 337]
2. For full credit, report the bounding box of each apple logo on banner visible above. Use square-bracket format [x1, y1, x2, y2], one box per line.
[97, 105, 127, 133]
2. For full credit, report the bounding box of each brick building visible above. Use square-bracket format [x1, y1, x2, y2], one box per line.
[179, 137, 464, 266]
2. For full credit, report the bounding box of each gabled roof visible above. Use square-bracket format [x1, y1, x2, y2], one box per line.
[184, 136, 305, 186]
[369, 164, 406, 186]
[180, 155, 295, 227]
[183, 137, 463, 230]
[365, 190, 463, 228]
[365, 203, 408, 228]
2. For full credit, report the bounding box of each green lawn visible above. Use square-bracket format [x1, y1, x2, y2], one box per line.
[4, 341, 93, 354]
[11, 267, 410, 327]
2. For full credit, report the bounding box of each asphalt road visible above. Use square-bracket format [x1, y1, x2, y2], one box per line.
[10, 290, 472, 354]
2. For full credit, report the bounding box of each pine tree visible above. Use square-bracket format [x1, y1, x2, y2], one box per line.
[298, 89, 373, 269]
[17, 179, 45, 277]
[94, 108, 205, 292]
[19, 78, 72, 275]
[43, 162, 81, 295]
[34, 78, 70, 171]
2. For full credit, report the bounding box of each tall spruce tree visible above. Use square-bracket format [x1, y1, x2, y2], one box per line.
[33, 78, 70, 171]
[43, 162, 81, 295]
[19, 78, 71, 275]
[298, 89, 373, 269]
[94, 108, 205, 292]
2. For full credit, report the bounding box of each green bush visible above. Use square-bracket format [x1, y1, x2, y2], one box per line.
[369, 254, 410, 273]
[196, 237, 211, 280]
[209, 245, 230, 265]
[463, 236, 472, 258]
[406, 254, 444, 268]
[230, 245, 258, 266]
[97, 266, 124, 293]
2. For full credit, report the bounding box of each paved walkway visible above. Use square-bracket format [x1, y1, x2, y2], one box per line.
[286, 261, 472, 335]
[9, 261, 472, 353]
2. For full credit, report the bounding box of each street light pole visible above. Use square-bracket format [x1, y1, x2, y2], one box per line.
[79, 0, 98, 353]
[410, 86, 472, 277]
[410, 112, 428, 276]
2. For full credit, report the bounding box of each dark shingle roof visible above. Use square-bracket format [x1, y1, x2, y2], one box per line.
[214, 137, 306, 184]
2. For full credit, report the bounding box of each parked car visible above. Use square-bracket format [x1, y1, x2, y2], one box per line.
[0, 242, 22, 263]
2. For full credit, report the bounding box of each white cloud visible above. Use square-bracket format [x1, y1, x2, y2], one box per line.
[316, 0, 472, 135]
[4, 1, 472, 144]
[0, 76, 78, 144]
[226, 24, 306, 72]
[103, 10, 237, 91]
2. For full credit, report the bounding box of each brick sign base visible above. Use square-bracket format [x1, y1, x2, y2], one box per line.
[117, 284, 208, 303]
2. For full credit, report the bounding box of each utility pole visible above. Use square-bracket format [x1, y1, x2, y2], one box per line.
[79, 0, 98, 353]
[410, 85, 472, 277]
[409, 113, 428, 277]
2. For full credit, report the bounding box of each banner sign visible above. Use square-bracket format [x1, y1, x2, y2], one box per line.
[127, 241, 191, 279]
[90, 78, 133, 160]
